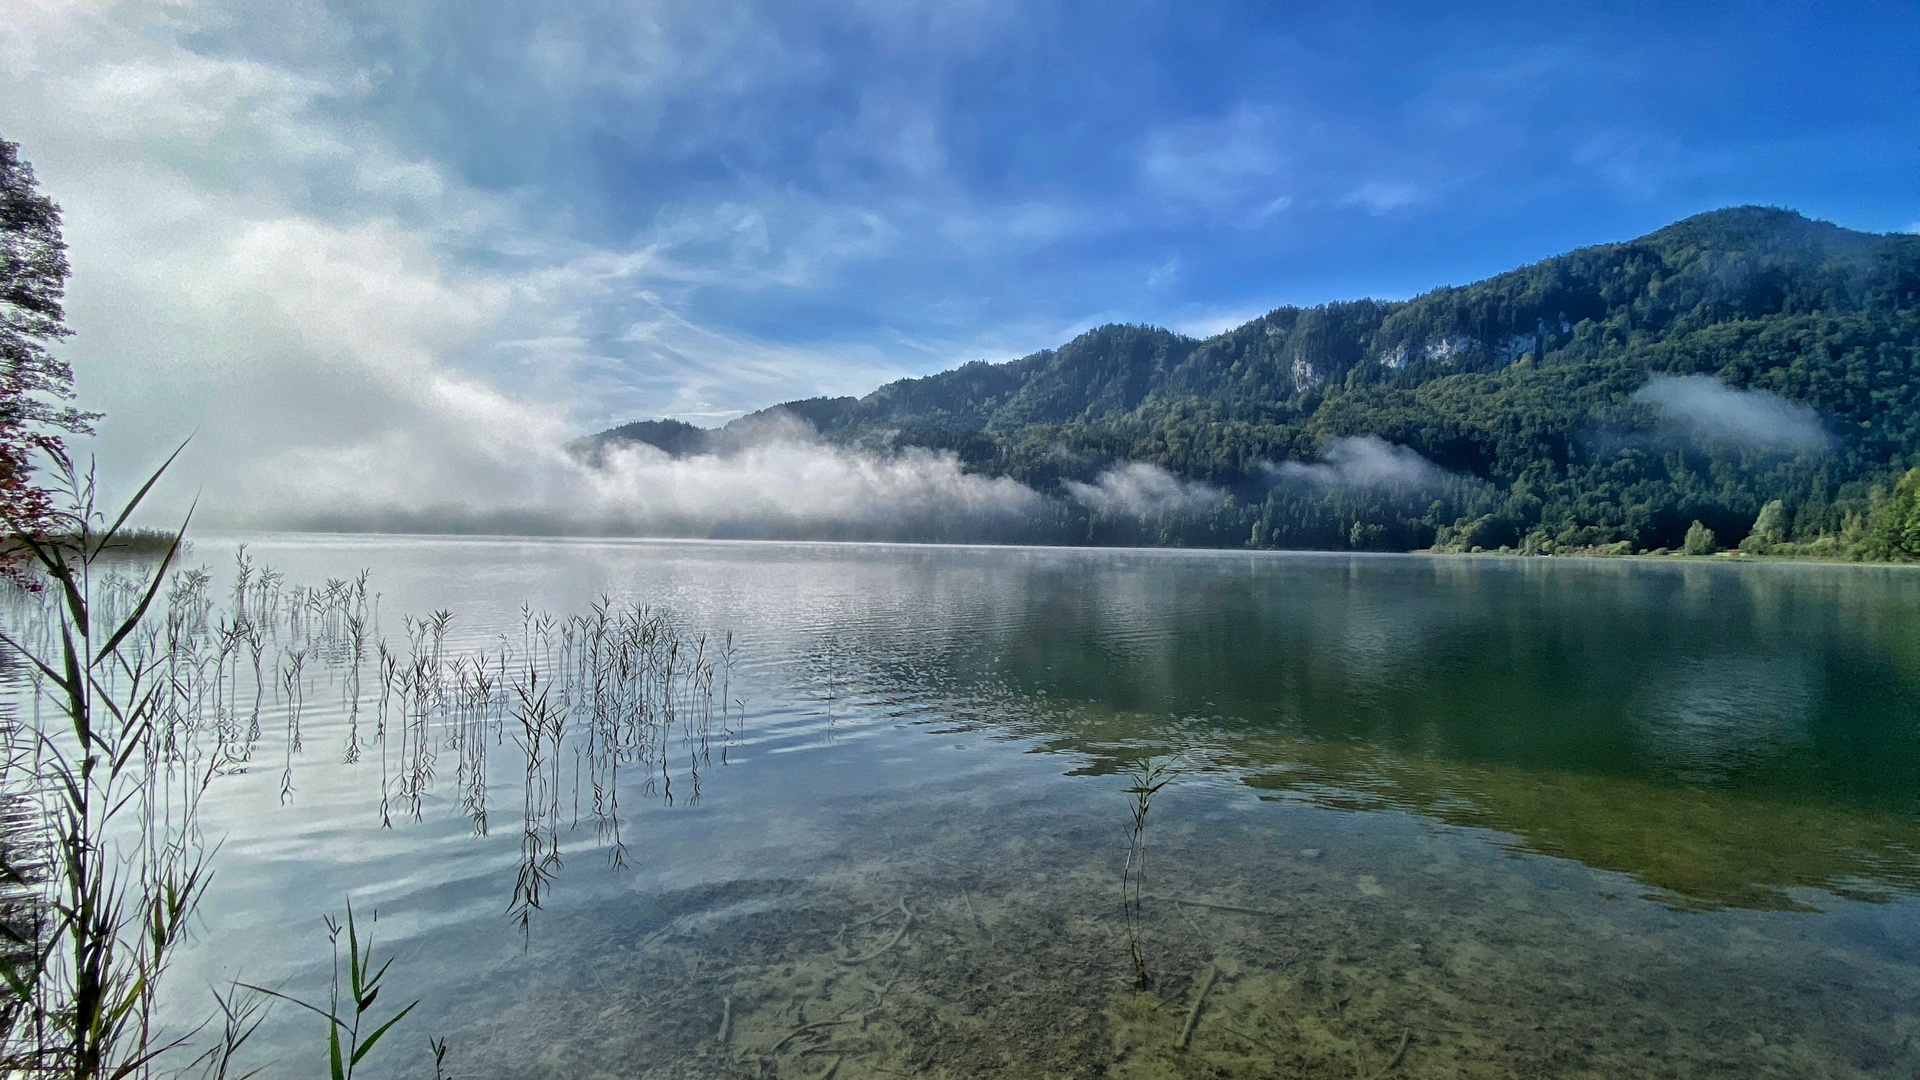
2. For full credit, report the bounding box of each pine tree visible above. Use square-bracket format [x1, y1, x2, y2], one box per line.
[0, 136, 98, 544]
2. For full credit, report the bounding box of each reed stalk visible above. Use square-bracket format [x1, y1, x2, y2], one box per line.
[0, 447, 727, 1074]
[1120, 756, 1180, 990]
[0, 443, 207, 1078]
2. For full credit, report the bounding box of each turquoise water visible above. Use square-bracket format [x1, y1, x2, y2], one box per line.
[22, 537, 1920, 1078]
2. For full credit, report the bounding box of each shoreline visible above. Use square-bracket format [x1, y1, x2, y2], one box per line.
[151, 527, 1920, 570]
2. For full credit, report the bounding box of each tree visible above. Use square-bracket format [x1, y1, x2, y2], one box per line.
[0, 136, 97, 545]
[1741, 499, 1788, 553]
[1863, 468, 1920, 560]
[1683, 519, 1717, 556]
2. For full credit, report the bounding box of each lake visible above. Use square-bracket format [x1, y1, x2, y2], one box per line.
[16, 536, 1920, 1078]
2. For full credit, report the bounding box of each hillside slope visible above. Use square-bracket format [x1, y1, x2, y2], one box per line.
[584, 207, 1920, 553]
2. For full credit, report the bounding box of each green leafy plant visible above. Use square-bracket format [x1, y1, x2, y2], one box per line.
[243, 902, 416, 1080]
[1682, 519, 1717, 556]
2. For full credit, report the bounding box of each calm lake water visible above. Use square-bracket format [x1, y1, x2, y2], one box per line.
[26, 536, 1920, 1078]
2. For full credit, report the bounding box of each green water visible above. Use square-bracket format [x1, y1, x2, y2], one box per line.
[30, 539, 1920, 1078]
[904, 553, 1920, 913]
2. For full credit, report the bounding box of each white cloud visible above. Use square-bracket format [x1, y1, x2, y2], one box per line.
[277, 432, 1048, 539]
[572, 438, 1044, 535]
[1271, 435, 1450, 489]
[1062, 463, 1222, 517]
[0, 0, 962, 527]
[1632, 375, 1832, 453]
[1339, 181, 1419, 215]
[1, 0, 1092, 538]
[1571, 130, 1678, 202]
[1169, 306, 1262, 338]
[1139, 105, 1289, 217]
[1144, 254, 1181, 288]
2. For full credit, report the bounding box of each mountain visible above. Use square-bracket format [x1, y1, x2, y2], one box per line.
[569, 418, 713, 464]
[581, 207, 1920, 554]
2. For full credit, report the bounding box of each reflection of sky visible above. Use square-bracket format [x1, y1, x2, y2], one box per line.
[1630, 655, 1816, 782]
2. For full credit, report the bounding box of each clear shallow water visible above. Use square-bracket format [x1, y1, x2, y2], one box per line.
[23, 537, 1920, 1078]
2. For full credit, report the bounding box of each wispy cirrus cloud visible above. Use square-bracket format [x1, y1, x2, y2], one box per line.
[1340, 182, 1421, 215]
[1139, 105, 1291, 220]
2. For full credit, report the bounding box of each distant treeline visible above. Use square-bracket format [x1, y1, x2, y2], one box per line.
[0, 528, 186, 562]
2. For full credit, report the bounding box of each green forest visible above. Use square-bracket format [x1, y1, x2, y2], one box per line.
[584, 207, 1920, 556]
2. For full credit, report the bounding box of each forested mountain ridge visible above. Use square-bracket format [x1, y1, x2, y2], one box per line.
[582, 207, 1920, 554]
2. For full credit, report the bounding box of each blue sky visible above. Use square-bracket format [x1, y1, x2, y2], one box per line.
[1, 0, 1916, 524]
[337, 0, 1920, 364]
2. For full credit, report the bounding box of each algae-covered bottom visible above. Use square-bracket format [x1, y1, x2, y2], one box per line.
[72, 537, 1920, 1078]
[418, 778, 1920, 1080]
